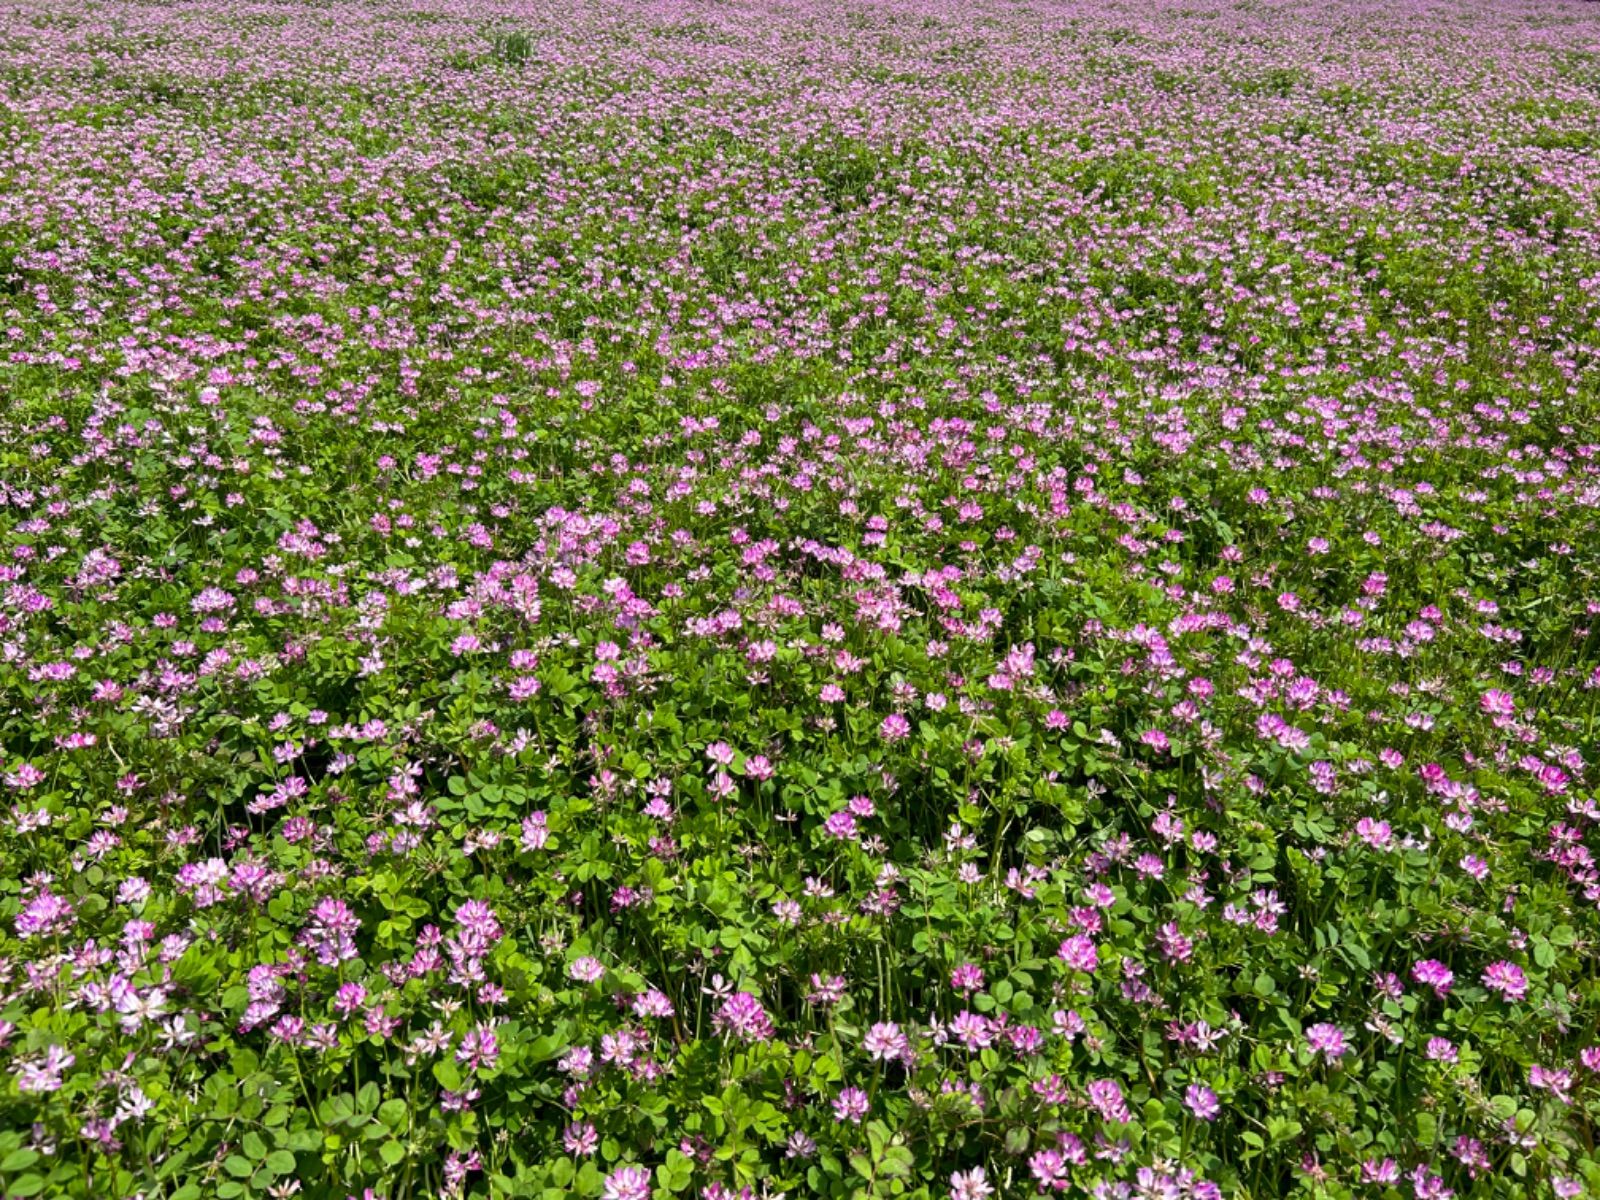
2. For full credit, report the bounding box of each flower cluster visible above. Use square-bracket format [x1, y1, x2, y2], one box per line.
[1, 0, 1599, 1197]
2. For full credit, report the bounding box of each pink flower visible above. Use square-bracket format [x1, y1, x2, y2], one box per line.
[1482, 960, 1528, 1001]
[1480, 689, 1515, 717]
[712, 992, 774, 1043]
[863, 1021, 909, 1062]
[563, 1122, 598, 1155]
[950, 964, 985, 994]
[1305, 1023, 1348, 1061]
[1086, 1079, 1130, 1123]
[823, 811, 858, 840]
[1411, 959, 1454, 997]
[833, 1086, 869, 1123]
[949, 1167, 993, 1200]
[1057, 935, 1098, 973]
[1362, 1159, 1400, 1185]
[520, 812, 549, 850]
[15, 889, 75, 939]
[1355, 817, 1394, 850]
[1029, 1148, 1070, 1192]
[602, 1166, 651, 1200]
[1185, 1084, 1220, 1121]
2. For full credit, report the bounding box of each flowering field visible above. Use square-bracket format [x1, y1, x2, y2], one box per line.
[3, 0, 1600, 1197]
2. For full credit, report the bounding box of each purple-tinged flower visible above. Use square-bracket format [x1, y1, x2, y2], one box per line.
[949, 1167, 993, 1200]
[520, 811, 549, 850]
[15, 888, 75, 939]
[950, 964, 985, 994]
[1425, 1037, 1458, 1063]
[1411, 959, 1454, 997]
[1410, 1165, 1453, 1200]
[863, 1022, 910, 1062]
[1480, 689, 1515, 717]
[303, 897, 361, 966]
[456, 1022, 501, 1071]
[1362, 1159, 1400, 1185]
[15, 1045, 75, 1093]
[1305, 1023, 1348, 1061]
[1086, 1079, 1131, 1123]
[1028, 1148, 1069, 1192]
[712, 992, 774, 1043]
[563, 1123, 598, 1156]
[833, 1087, 869, 1124]
[602, 1166, 652, 1200]
[1354, 817, 1394, 849]
[1185, 1084, 1220, 1121]
[1482, 960, 1528, 1001]
[1057, 935, 1098, 973]
[1529, 1064, 1573, 1102]
[823, 810, 858, 840]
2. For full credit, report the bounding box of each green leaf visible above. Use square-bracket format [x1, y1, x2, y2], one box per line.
[575, 1160, 603, 1197]
[1266, 1116, 1304, 1143]
[879, 1146, 914, 1178]
[266, 1150, 297, 1176]
[433, 1059, 464, 1092]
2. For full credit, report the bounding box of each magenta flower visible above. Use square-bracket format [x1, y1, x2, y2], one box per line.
[1479, 689, 1515, 717]
[712, 992, 774, 1043]
[520, 811, 549, 850]
[1305, 1023, 1349, 1061]
[1185, 1084, 1220, 1121]
[1425, 1038, 1458, 1063]
[833, 1086, 869, 1124]
[303, 897, 361, 966]
[1482, 960, 1528, 1001]
[863, 1021, 909, 1062]
[950, 964, 985, 994]
[602, 1166, 651, 1200]
[949, 1167, 993, 1200]
[1057, 934, 1098, 973]
[1028, 1148, 1070, 1193]
[1086, 1079, 1131, 1123]
[1411, 959, 1454, 997]
[823, 810, 859, 840]
[15, 889, 75, 939]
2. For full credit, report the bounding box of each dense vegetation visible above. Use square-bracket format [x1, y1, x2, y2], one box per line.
[2, 0, 1600, 1197]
